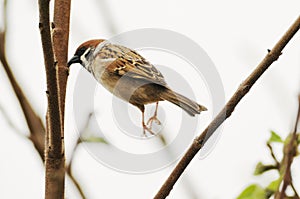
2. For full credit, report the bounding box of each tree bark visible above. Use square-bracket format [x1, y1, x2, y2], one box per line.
[154, 15, 300, 199]
[38, 0, 71, 198]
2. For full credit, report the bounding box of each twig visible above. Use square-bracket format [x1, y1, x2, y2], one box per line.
[67, 166, 86, 199]
[291, 182, 299, 198]
[67, 113, 92, 170]
[1, 0, 7, 33]
[267, 143, 280, 168]
[0, 0, 45, 160]
[66, 113, 94, 199]
[66, 138, 87, 199]
[157, 132, 200, 198]
[275, 95, 300, 199]
[154, 16, 300, 199]
[293, 95, 300, 134]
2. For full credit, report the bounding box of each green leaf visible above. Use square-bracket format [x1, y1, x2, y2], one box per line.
[268, 131, 283, 143]
[237, 184, 266, 199]
[254, 162, 277, 175]
[82, 136, 108, 144]
[254, 162, 266, 175]
[266, 177, 281, 192]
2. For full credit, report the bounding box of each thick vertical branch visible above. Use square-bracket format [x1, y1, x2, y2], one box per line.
[52, 0, 71, 133]
[1, 1, 85, 198]
[49, 0, 71, 195]
[154, 15, 300, 199]
[38, 0, 66, 198]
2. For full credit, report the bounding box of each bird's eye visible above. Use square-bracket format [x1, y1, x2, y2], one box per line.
[75, 47, 87, 57]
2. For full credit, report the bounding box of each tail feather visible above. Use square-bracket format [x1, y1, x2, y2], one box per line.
[160, 88, 207, 116]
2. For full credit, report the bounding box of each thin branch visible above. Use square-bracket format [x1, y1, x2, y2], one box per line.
[275, 95, 300, 199]
[293, 96, 300, 198]
[293, 95, 300, 134]
[1, 0, 7, 33]
[66, 113, 94, 199]
[67, 113, 92, 170]
[267, 143, 280, 168]
[0, 38, 46, 159]
[1, 51, 87, 199]
[290, 182, 299, 198]
[157, 132, 200, 198]
[154, 16, 300, 199]
[66, 138, 87, 199]
[67, 166, 86, 199]
[66, 137, 86, 199]
[0, 0, 45, 160]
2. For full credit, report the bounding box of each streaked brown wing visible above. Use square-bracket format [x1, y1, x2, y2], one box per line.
[99, 43, 167, 86]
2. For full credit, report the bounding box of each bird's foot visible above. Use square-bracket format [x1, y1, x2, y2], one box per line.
[142, 123, 156, 137]
[146, 116, 161, 129]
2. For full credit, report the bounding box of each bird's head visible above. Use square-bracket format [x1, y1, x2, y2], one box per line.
[68, 39, 106, 68]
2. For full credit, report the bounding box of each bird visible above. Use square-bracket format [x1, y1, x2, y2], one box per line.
[68, 39, 207, 136]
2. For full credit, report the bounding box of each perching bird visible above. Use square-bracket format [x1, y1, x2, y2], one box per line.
[68, 39, 207, 135]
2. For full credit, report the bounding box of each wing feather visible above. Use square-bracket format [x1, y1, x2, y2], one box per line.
[95, 42, 167, 86]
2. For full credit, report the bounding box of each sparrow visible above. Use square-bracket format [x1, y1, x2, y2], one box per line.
[68, 39, 207, 135]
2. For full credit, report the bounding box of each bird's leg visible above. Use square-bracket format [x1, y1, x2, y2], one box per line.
[147, 102, 161, 129]
[142, 110, 155, 136]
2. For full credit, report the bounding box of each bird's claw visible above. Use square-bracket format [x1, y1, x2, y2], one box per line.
[146, 116, 161, 129]
[142, 123, 156, 137]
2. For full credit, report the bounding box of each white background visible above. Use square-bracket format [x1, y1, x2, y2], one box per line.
[0, 0, 299, 198]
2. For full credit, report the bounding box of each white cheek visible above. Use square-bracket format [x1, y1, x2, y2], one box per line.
[80, 54, 89, 67]
[80, 48, 92, 68]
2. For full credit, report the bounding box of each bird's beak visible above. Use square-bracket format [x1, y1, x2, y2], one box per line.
[67, 55, 80, 67]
